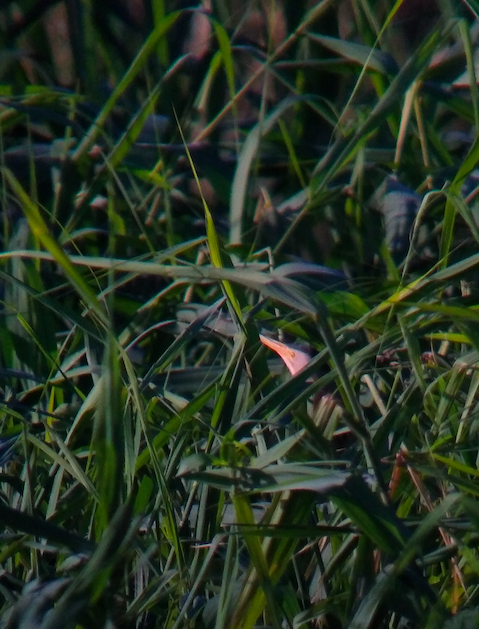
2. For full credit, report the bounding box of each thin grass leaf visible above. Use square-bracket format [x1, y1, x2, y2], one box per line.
[0, 250, 321, 315]
[71, 10, 181, 161]
[440, 133, 479, 268]
[306, 33, 399, 75]
[229, 95, 307, 246]
[231, 493, 283, 629]
[0, 503, 93, 554]
[2, 170, 108, 327]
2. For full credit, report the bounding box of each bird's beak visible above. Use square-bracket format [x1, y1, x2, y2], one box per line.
[259, 335, 312, 376]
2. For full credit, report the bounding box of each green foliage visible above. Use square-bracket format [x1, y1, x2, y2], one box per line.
[2, 1, 479, 628]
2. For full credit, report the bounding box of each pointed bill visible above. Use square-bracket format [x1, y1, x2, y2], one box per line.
[259, 335, 312, 376]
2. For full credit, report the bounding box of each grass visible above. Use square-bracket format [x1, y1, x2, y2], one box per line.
[2, 0, 479, 627]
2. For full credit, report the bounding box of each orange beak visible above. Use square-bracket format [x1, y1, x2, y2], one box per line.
[259, 335, 312, 376]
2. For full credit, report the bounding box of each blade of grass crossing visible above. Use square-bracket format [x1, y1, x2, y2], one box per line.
[174, 109, 245, 326]
[440, 124, 479, 267]
[214, 21, 240, 151]
[0, 250, 320, 317]
[229, 96, 305, 247]
[152, 0, 169, 66]
[72, 10, 181, 161]
[92, 334, 124, 535]
[105, 81, 163, 170]
[231, 493, 283, 629]
[193, 0, 342, 143]
[214, 532, 242, 629]
[460, 19, 479, 129]
[121, 346, 186, 575]
[315, 308, 389, 501]
[2, 169, 108, 328]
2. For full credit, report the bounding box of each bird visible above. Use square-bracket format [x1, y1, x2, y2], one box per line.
[258, 334, 312, 377]
[257, 333, 345, 442]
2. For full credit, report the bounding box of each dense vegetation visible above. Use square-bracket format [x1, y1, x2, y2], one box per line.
[2, 0, 479, 627]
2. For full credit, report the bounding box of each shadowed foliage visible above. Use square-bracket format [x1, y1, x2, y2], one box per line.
[2, 1, 479, 628]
